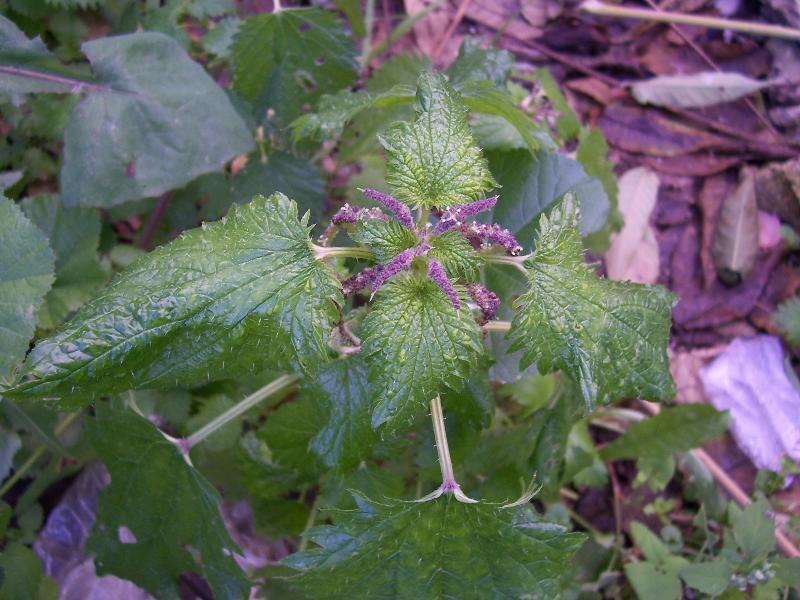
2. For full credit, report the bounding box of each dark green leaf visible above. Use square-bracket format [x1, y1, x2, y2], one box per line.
[0, 543, 57, 600]
[0, 195, 54, 381]
[485, 149, 610, 250]
[349, 217, 418, 264]
[509, 195, 675, 409]
[680, 560, 734, 596]
[8, 194, 341, 402]
[232, 7, 357, 126]
[428, 231, 483, 279]
[285, 493, 586, 599]
[333, 0, 366, 36]
[729, 496, 776, 561]
[774, 295, 800, 347]
[20, 195, 109, 330]
[260, 398, 320, 479]
[446, 37, 513, 88]
[361, 274, 484, 430]
[381, 72, 496, 209]
[87, 404, 249, 599]
[60, 32, 253, 208]
[601, 404, 730, 461]
[202, 17, 242, 58]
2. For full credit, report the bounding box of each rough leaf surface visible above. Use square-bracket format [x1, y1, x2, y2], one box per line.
[361, 275, 483, 430]
[0, 196, 55, 381]
[285, 493, 586, 599]
[9, 194, 341, 401]
[381, 72, 496, 209]
[349, 217, 417, 263]
[87, 404, 249, 600]
[509, 195, 676, 408]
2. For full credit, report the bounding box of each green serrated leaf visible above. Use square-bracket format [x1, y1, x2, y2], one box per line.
[446, 37, 513, 88]
[7, 193, 341, 402]
[775, 295, 800, 347]
[232, 7, 358, 126]
[349, 217, 418, 263]
[509, 195, 676, 409]
[486, 148, 610, 250]
[303, 356, 377, 471]
[680, 560, 735, 596]
[260, 398, 321, 480]
[285, 493, 586, 599]
[361, 274, 484, 430]
[87, 404, 249, 599]
[428, 231, 483, 279]
[291, 89, 371, 142]
[202, 17, 242, 58]
[730, 496, 776, 562]
[20, 195, 109, 330]
[601, 404, 729, 461]
[380, 72, 496, 209]
[0, 195, 55, 381]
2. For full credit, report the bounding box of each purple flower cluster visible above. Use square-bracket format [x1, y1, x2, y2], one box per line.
[434, 196, 497, 234]
[428, 259, 460, 310]
[458, 223, 523, 256]
[320, 204, 387, 244]
[360, 188, 415, 231]
[370, 242, 430, 299]
[341, 264, 384, 296]
[465, 283, 500, 324]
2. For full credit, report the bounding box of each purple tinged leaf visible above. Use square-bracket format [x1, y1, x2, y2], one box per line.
[433, 196, 498, 234]
[427, 259, 460, 310]
[465, 283, 499, 324]
[360, 188, 415, 230]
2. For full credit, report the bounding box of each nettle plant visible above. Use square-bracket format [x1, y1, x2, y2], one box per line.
[3, 68, 678, 597]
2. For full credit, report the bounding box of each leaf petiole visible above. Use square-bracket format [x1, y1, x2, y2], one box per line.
[313, 244, 375, 261]
[482, 253, 529, 274]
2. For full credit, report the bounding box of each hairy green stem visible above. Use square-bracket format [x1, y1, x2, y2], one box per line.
[431, 396, 455, 486]
[0, 411, 81, 499]
[313, 244, 374, 261]
[483, 320, 511, 332]
[482, 253, 529, 274]
[582, 0, 800, 40]
[360, 0, 376, 66]
[186, 374, 299, 449]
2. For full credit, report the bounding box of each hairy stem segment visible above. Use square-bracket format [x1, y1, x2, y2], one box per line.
[313, 245, 374, 261]
[186, 374, 299, 449]
[418, 396, 477, 504]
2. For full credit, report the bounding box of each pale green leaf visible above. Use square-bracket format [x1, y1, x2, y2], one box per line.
[446, 37, 513, 88]
[380, 71, 496, 209]
[775, 295, 800, 347]
[232, 7, 357, 126]
[284, 493, 586, 599]
[601, 404, 730, 461]
[680, 560, 735, 596]
[508, 195, 676, 409]
[7, 194, 341, 402]
[730, 496, 776, 561]
[631, 72, 769, 109]
[20, 195, 109, 330]
[87, 404, 249, 599]
[202, 17, 241, 58]
[535, 67, 580, 141]
[0, 195, 55, 381]
[361, 274, 484, 430]
[625, 561, 683, 600]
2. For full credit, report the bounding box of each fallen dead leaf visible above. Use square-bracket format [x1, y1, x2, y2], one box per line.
[630, 72, 770, 110]
[712, 169, 759, 284]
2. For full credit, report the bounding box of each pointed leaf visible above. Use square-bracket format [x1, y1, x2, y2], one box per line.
[631, 72, 769, 109]
[380, 72, 496, 209]
[232, 7, 358, 126]
[8, 193, 341, 402]
[0, 195, 55, 381]
[429, 231, 484, 279]
[509, 195, 676, 409]
[712, 170, 758, 284]
[88, 404, 249, 599]
[285, 494, 586, 599]
[361, 274, 484, 430]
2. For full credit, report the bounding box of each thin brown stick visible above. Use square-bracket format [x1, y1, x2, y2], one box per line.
[432, 0, 473, 63]
[139, 192, 171, 250]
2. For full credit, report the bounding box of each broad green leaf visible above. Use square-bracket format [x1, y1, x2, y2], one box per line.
[232, 7, 357, 126]
[0, 542, 58, 600]
[349, 217, 418, 263]
[729, 496, 776, 561]
[446, 37, 513, 88]
[471, 113, 528, 152]
[361, 274, 484, 430]
[508, 195, 676, 409]
[260, 398, 321, 479]
[291, 89, 371, 141]
[775, 295, 800, 346]
[485, 148, 610, 250]
[428, 231, 483, 279]
[87, 404, 249, 599]
[202, 17, 241, 58]
[625, 561, 684, 600]
[631, 71, 769, 109]
[285, 493, 586, 599]
[20, 195, 109, 330]
[0, 196, 54, 381]
[50, 31, 252, 207]
[630, 521, 673, 563]
[601, 404, 730, 461]
[680, 560, 735, 596]
[380, 71, 496, 209]
[535, 67, 580, 141]
[302, 356, 377, 471]
[0, 15, 95, 95]
[776, 557, 800, 586]
[7, 194, 341, 402]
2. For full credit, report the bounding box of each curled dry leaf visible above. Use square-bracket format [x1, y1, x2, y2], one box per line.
[605, 166, 660, 284]
[630, 72, 770, 109]
[712, 170, 759, 285]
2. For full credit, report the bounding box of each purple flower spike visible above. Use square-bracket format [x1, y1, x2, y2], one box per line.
[466, 283, 500, 324]
[428, 259, 460, 310]
[459, 222, 523, 256]
[369, 242, 430, 298]
[330, 203, 362, 225]
[433, 196, 498, 234]
[360, 188, 415, 231]
[341, 264, 383, 296]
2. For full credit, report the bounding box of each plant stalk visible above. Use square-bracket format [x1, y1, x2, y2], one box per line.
[581, 0, 800, 40]
[482, 253, 529, 274]
[430, 395, 456, 486]
[313, 244, 374, 261]
[186, 374, 299, 449]
[483, 320, 511, 332]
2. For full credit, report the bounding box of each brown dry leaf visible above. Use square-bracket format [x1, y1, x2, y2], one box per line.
[565, 77, 619, 105]
[699, 175, 735, 290]
[712, 169, 759, 284]
[404, 0, 455, 59]
[605, 167, 660, 284]
[641, 154, 742, 177]
[670, 346, 726, 405]
[464, 0, 543, 41]
[753, 157, 800, 229]
[599, 103, 733, 157]
[520, 0, 563, 27]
